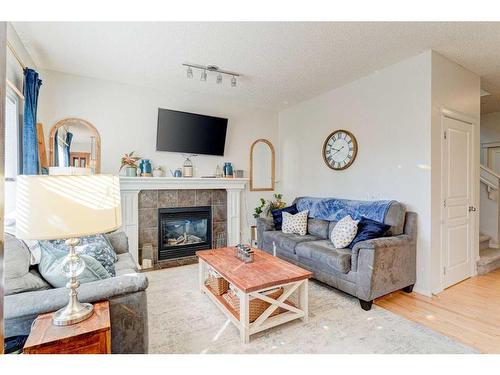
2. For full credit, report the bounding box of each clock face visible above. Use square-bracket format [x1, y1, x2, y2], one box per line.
[323, 130, 358, 170]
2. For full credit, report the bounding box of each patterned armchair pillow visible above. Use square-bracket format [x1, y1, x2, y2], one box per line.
[39, 234, 118, 288]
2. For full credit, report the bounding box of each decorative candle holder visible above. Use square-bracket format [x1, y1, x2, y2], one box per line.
[235, 243, 254, 263]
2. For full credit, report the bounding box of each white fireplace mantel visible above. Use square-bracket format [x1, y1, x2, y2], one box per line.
[119, 177, 248, 265]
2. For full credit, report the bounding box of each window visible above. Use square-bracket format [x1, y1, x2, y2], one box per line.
[4, 90, 21, 218]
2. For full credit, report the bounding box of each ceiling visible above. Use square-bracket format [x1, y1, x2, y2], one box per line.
[12, 22, 500, 112]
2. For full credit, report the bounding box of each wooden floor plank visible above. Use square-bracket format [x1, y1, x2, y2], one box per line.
[375, 269, 500, 354]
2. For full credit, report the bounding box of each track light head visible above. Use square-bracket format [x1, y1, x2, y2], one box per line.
[186, 67, 193, 79]
[200, 70, 207, 82]
[231, 76, 237, 87]
[216, 74, 222, 85]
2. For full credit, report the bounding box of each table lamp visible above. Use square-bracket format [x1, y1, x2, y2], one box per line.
[16, 175, 122, 326]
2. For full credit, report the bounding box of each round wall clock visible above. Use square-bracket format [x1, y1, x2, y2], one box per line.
[322, 130, 358, 170]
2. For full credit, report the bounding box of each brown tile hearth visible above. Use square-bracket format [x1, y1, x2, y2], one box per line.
[138, 189, 227, 268]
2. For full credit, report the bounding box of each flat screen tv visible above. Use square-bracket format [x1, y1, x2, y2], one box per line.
[156, 108, 228, 156]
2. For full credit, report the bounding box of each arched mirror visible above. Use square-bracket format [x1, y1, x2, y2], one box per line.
[250, 139, 275, 191]
[49, 118, 101, 174]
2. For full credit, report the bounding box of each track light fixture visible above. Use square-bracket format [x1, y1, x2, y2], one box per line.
[183, 63, 240, 87]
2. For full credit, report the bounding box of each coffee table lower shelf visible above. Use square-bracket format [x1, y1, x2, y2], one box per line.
[199, 260, 309, 343]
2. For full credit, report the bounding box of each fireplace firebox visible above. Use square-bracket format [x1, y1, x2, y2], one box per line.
[157, 206, 212, 261]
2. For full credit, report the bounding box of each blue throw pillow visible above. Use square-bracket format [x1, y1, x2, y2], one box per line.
[348, 216, 391, 249]
[272, 204, 298, 230]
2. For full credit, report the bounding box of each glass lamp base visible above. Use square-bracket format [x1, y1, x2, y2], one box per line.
[52, 300, 94, 326]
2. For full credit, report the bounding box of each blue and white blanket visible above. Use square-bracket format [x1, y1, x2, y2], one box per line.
[295, 197, 395, 223]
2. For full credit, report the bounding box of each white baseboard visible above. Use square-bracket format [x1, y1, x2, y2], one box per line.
[412, 285, 432, 297]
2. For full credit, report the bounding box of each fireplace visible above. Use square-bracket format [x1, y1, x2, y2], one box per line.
[157, 206, 212, 261]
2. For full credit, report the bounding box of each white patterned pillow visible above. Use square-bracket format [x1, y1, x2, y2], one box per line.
[282, 210, 309, 236]
[331, 215, 359, 248]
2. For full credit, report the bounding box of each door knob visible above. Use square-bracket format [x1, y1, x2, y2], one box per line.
[468, 206, 477, 212]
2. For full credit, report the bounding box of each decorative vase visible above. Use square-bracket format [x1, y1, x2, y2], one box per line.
[152, 167, 163, 177]
[139, 159, 152, 177]
[125, 167, 137, 177]
[223, 162, 233, 177]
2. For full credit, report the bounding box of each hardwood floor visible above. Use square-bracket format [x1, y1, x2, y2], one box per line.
[375, 269, 500, 353]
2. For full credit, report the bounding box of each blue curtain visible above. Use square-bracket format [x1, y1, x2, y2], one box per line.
[22, 68, 42, 175]
[65, 132, 73, 166]
[54, 129, 60, 166]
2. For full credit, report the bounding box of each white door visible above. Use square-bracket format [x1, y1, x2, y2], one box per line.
[442, 115, 474, 289]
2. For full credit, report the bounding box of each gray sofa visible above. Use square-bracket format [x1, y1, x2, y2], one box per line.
[4, 231, 149, 354]
[257, 199, 417, 310]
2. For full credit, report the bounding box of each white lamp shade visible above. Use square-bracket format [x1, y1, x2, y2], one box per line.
[16, 174, 122, 240]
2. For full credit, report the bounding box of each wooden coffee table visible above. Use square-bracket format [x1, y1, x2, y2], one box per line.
[196, 247, 312, 343]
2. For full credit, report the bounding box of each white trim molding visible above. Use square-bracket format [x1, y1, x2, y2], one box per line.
[120, 177, 248, 265]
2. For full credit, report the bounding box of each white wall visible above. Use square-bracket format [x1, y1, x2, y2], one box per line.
[6, 23, 36, 94]
[278, 50, 480, 296]
[37, 69, 280, 242]
[481, 111, 500, 145]
[279, 52, 433, 294]
[480, 111, 500, 165]
[430, 51, 481, 293]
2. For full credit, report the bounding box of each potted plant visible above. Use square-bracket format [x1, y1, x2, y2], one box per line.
[120, 151, 141, 177]
[265, 193, 287, 216]
[253, 198, 267, 219]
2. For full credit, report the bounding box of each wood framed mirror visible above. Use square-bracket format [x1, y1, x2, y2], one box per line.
[49, 118, 101, 173]
[250, 139, 275, 191]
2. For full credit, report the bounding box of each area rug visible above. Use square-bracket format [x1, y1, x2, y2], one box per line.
[146, 264, 476, 354]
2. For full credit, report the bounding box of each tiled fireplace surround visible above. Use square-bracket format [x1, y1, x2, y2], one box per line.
[138, 189, 227, 267]
[119, 177, 247, 269]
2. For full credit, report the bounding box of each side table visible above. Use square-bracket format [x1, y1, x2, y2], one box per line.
[23, 301, 111, 354]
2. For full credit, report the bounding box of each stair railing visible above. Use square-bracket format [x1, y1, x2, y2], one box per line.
[480, 164, 500, 200]
[480, 164, 500, 248]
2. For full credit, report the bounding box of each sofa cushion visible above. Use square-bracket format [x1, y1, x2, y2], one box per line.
[6, 270, 51, 296]
[328, 220, 339, 240]
[384, 201, 406, 235]
[115, 253, 138, 273]
[262, 231, 318, 254]
[295, 240, 352, 273]
[307, 218, 330, 239]
[4, 234, 30, 280]
[104, 231, 129, 255]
